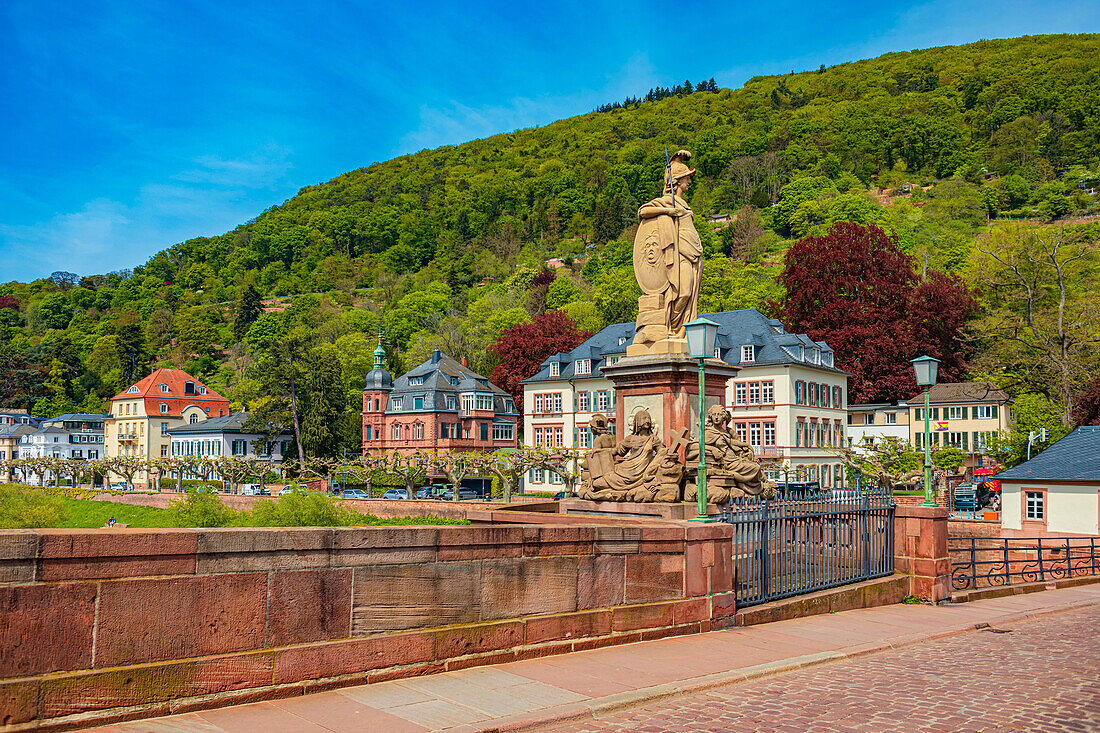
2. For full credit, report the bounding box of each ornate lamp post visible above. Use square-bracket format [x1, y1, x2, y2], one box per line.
[910, 355, 940, 507]
[685, 317, 719, 522]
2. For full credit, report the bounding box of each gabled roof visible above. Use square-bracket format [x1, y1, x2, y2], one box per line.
[385, 350, 516, 416]
[522, 309, 848, 384]
[111, 368, 228, 403]
[996, 426, 1100, 482]
[908, 382, 1010, 404]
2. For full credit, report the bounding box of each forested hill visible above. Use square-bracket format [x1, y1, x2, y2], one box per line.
[2, 33, 1099, 448]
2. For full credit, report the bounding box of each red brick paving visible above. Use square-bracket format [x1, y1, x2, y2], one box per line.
[547, 604, 1100, 733]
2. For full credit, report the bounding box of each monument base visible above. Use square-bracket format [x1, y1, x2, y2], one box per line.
[560, 498, 719, 520]
[601, 354, 739, 446]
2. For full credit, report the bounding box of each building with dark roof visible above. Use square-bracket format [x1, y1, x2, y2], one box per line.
[17, 413, 108, 482]
[168, 412, 290, 463]
[362, 348, 519, 456]
[905, 381, 1012, 477]
[996, 426, 1100, 537]
[520, 309, 850, 491]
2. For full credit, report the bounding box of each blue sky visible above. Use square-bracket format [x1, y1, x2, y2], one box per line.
[2, 0, 1097, 282]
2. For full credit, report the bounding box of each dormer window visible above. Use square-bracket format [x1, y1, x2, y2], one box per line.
[812, 348, 821, 364]
[714, 346, 722, 358]
[160, 403, 168, 413]
[741, 345, 755, 363]
[575, 359, 591, 375]
[409, 376, 425, 386]
[549, 362, 560, 378]
[127, 386, 139, 394]
[390, 397, 403, 411]
[184, 382, 195, 395]
[189, 414, 199, 424]
[618, 336, 628, 346]
[159, 384, 168, 393]
[198, 386, 207, 395]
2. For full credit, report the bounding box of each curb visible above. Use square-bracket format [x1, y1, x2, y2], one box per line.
[477, 593, 1100, 732]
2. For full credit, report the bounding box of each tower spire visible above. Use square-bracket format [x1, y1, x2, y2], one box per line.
[373, 326, 386, 369]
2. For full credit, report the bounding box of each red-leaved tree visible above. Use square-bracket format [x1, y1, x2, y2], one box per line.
[773, 222, 975, 403]
[1071, 376, 1100, 427]
[489, 311, 592, 413]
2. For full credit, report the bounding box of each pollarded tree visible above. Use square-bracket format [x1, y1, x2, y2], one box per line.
[489, 311, 593, 412]
[773, 222, 975, 403]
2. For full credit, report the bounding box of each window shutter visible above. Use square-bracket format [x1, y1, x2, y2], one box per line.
[992, 405, 998, 418]
[962, 432, 968, 450]
[573, 427, 578, 445]
[971, 406, 977, 419]
[933, 407, 939, 420]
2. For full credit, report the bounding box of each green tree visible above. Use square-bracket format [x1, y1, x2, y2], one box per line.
[233, 284, 264, 342]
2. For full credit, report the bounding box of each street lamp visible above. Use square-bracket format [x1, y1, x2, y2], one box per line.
[910, 355, 940, 507]
[685, 317, 719, 522]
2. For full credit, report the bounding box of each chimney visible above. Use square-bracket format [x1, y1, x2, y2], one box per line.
[431, 349, 442, 364]
[461, 356, 467, 367]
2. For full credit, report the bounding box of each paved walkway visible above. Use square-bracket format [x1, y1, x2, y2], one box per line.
[84, 584, 1100, 733]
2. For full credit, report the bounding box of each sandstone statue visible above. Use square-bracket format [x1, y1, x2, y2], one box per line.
[630, 149, 703, 356]
[578, 410, 682, 502]
[684, 404, 777, 503]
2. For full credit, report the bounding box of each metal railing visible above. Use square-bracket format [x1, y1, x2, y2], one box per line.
[949, 536, 1100, 591]
[718, 488, 895, 607]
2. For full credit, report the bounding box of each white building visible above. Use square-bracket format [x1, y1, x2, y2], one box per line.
[521, 309, 850, 491]
[168, 412, 290, 472]
[847, 403, 911, 448]
[17, 413, 107, 481]
[997, 426, 1100, 537]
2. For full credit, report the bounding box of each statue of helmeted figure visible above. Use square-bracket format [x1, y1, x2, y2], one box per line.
[578, 410, 680, 501]
[685, 404, 777, 503]
[630, 150, 703, 357]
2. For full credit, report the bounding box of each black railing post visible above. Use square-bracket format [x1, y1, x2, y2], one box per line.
[760, 499, 771, 603]
[1065, 538, 1072, 578]
[1003, 539, 1010, 586]
[1092, 537, 1098, 577]
[969, 537, 977, 586]
[1037, 538, 1046, 581]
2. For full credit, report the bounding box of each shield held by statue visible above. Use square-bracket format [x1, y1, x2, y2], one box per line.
[632, 212, 675, 295]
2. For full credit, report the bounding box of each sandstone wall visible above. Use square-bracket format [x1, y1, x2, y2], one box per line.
[0, 522, 734, 731]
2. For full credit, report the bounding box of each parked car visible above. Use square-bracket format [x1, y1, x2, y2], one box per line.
[553, 491, 569, 500]
[339, 488, 370, 500]
[279, 484, 308, 497]
[440, 487, 485, 501]
[240, 484, 270, 496]
[110, 481, 133, 492]
[382, 489, 408, 500]
[414, 487, 437, 499]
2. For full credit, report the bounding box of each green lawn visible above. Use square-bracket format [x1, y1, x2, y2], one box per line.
[0, 484, 467, 529]
[55, 498, 177, 528]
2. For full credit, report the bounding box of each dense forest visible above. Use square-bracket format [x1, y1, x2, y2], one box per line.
[1, 33, 1099, 464]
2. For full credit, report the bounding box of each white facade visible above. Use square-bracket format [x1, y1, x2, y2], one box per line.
[17, 414, 106, 481]
[1000, 481, 1100, 536]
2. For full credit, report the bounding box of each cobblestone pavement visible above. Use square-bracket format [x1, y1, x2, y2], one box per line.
[548, 605, 1100, 733]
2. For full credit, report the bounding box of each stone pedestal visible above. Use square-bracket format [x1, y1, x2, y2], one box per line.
[601, 355, 738, 446]
[893, 504, 950, 602]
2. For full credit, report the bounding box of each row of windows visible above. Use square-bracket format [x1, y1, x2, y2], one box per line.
[533, 426, 565, 447]
[794, 381, 843, 409]
[377, 421, 513, 442]
[795, 420, 844, 448]
[733, 381, 774, 406]
[387, 394, 506, 413]
[534, 391, 612, 415]
[732, 421, 777, 447]
[914, 405, 998, 420]
[914, 431, 996, 451]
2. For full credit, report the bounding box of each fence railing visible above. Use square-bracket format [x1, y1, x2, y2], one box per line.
[717, 488, 895, 607]
[949, 536, 1100, 591]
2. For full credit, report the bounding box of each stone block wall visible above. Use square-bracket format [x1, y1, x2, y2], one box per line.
[0, 522, 734, 731]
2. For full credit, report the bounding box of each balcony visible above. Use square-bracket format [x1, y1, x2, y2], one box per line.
[117, 432, 139, 443]
[753, 446, 783, 459]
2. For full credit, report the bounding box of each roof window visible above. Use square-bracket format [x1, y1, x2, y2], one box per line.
[127, 386, 139, 393]
[159, 384, 168, 393]
[184, 381, 195, 395]
[549, 362, 560, 377]
[741, 345, 755, 363]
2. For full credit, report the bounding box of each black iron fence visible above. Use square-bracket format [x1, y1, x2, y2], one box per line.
[950, 536, 1100, 591]
[718, 488, 895, 607]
